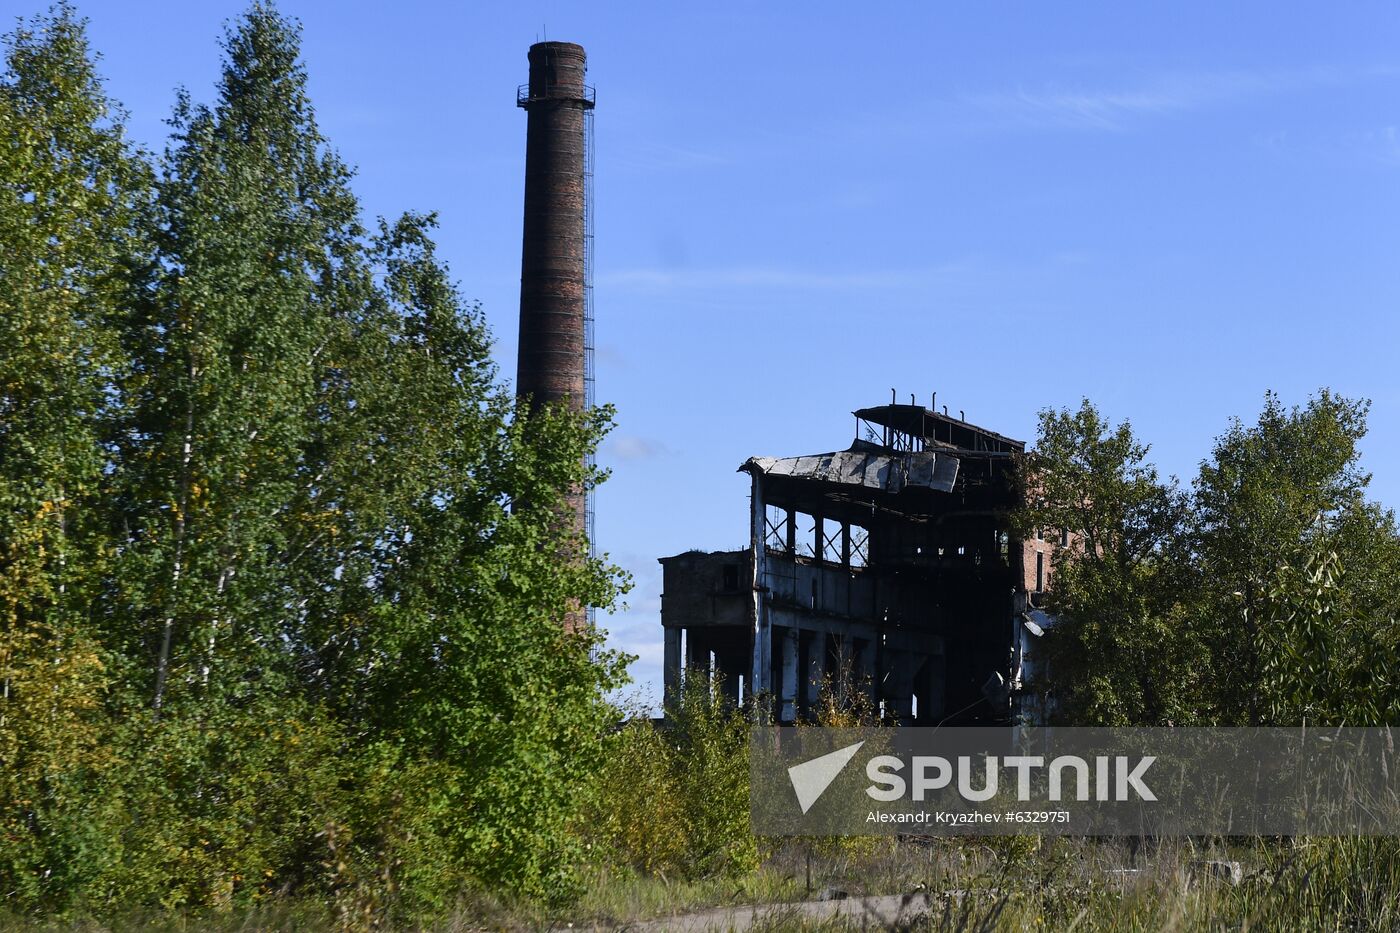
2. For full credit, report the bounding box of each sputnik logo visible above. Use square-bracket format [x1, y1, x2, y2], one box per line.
[787, 741, 865, 814]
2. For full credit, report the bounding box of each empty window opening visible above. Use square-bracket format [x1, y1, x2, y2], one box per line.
[764, 505, 791, 553]
[796, 512, 818, 559]
[820, 518, 842, 564]
[849, 525, 869, 568]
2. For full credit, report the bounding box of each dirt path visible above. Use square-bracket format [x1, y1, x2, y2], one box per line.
[587, 891, 945, 931]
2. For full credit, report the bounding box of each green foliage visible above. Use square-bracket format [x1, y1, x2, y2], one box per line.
[8, 1, 1400, 923]
[584, 678, 757, 881]
[585, 670, 888, 886]
[585, 719, 692, 876]
[0, 621, 111, 908]
[1, 2, 630, 916]
[0, 1, 149, 910]
[84, 702, 350, 910]
[1189, 390, 1400, 725]
[1018, 400, 1201, 725]
[1020, 392, 1400, 727]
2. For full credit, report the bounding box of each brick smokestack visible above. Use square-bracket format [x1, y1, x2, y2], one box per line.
[516, 42, 593, 629]
[516, 41, 592, 413]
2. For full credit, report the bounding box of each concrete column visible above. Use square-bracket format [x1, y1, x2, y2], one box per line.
[663, 627, 682, 708]
[779, 627, 799, 722]
[683, 628, 698, 672]
[748, 473, 771, 705]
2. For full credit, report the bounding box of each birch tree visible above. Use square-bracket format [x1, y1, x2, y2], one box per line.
[0, 2, 151, 903]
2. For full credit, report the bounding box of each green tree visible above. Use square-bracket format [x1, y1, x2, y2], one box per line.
[99, 3, 628, 908]
[110, 2, 363, 713]
[2, 2, 631, 912]
[302, 214, 633, 903]
[0, 2, 153, 905]
[1017, 399, 1201, 725]
[1023, 392, 1400, 728]
[1191, 390, 1400, 724]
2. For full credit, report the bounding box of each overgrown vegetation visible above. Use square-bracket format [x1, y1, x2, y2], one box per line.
[584, 681, 758, 881]
[1019, 393, 1400, 727]
[6, 2, 1400, 930]
[2, 1, 628, 918]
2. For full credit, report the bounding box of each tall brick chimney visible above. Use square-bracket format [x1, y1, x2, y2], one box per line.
[515, 42, 595, 628]
[516, 41, 592, 413]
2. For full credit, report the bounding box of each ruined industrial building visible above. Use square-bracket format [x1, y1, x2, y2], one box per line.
[658, 400, 1057, 726]
[503, 42, 1056, 718]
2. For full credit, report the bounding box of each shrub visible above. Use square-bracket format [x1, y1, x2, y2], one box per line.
[585, 675, 757, 880]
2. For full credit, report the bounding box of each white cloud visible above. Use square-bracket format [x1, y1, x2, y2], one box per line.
[607, 434, 673, 461]
[612, 141, 734, 172]
[1351, 125, 1400, 165]
[964, 65, 1400, 132]
[599, 608, 665, 715]
[599, 260, 974, 293]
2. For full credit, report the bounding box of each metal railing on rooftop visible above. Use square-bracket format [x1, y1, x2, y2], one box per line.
[516, 83, 596, 107]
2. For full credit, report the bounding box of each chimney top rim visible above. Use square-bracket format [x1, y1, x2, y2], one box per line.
[528, 40, 586, 55]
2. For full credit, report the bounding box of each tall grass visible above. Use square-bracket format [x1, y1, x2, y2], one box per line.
[9, 674, 1396, 930]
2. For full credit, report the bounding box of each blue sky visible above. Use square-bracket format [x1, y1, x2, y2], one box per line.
[63, 1, 1400, 705]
